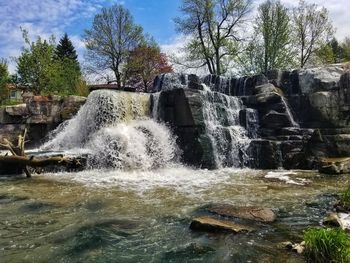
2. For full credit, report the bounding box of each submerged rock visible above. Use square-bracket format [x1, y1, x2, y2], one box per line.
[190, 216, 254, 233]
[207, 204, 276, 223]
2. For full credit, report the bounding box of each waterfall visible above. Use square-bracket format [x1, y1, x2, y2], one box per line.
[281, 97, 299, 127]
[42, 90, 177, 170]
[201, 87, 251, 168]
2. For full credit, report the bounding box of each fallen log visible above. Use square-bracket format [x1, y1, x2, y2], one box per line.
[0, 155, 83, 168]
[0, 129, 85, 177]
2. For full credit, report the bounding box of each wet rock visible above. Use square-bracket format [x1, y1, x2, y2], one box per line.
[323, 213, 342, 227]
[207, 204, 276, 223]
[255, 92, 283, 105]
[319, 157, 350, 175]
[292, 243, 305, 254]
[323, 212, 350, 231]
[261, 110, 292, 129]
[278, 241, 305, 254]
[248, 139, 281, 169]
[190, 216, 254, 233]
[254, 83, 282, 95]
[338, 213, 350, 231]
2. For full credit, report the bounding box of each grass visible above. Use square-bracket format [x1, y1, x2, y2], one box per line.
[304, 227, 350, 263]
[340, 185, 350, 208]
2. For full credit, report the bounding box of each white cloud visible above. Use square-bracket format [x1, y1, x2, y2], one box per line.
[0, 0, 106, 73]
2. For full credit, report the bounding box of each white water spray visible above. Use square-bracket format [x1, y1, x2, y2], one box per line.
[42, 90, 177, 170]
[201, 86, 251, 168]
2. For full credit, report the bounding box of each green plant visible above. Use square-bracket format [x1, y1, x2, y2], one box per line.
[304, 227, 350, 263]
[340, 185, 350, 208]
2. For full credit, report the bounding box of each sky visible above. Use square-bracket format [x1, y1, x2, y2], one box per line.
[0, 0, 350, 74]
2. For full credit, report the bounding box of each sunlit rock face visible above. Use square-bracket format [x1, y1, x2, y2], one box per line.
[153, 65, 350, 170]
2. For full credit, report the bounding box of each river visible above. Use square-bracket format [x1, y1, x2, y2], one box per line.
[1, 168, 348, 262]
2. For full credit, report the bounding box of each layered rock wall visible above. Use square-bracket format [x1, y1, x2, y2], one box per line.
[0, 95, 86, 147]
[152, 65, 350, 170]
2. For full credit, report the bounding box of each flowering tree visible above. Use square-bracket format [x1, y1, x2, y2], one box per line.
[124, 45, 173, 91]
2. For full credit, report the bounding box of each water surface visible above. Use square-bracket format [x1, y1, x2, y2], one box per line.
[0, 168, 348, 263]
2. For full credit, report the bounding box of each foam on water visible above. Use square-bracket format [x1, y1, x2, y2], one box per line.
[265, 171, 311, 185]
[46, 167, 251, 195]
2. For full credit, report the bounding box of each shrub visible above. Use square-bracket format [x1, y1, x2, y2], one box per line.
[304, 227, 350, 263]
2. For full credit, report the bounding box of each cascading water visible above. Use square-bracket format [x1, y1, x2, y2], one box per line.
[281, 96, 299, 127]
[201, 85, 251, 168]
[42, 90, 177, 170]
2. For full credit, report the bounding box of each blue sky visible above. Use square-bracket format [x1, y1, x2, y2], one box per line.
[1, 0, 349, 73]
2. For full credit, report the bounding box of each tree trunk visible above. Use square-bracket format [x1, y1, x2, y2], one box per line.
[215, 48, 221, 76]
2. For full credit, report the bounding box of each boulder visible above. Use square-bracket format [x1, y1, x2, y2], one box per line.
[254, 83, 282, 95]
[323, 213, 342, 227]
[207, 204, 276, 223]
[261, 111, 292, 129]
[298, 66, 344, 94]
[323, 212, 350, 231]
[190, 216, 255, 233]
[248, 139, 281, 169]
[255, 92, 282, 105]
[319, 157, 350, 175]
[5, 104, 28, 116]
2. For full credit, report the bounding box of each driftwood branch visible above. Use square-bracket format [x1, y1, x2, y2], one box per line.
[0, 129, 84, 177]
[0, 155, 82, 167]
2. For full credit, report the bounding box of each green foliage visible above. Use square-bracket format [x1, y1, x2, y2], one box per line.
[0, 59, 10, 103]
[245, 0, 294, 74]
[339, 185, 350, 208]
[55, 33, 78, 61]
[16, 29, 83, 96]
[304, 228, 350, 263]
[16, 30, 58, 94]
[315, 44, 335, 65]
[84, 4, 145, 88]
[342, 38, 350, 62]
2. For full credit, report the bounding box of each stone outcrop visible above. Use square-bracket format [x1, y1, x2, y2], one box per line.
[319, 157, 350, 175]
[0, 95, 86, 147]
[152, 65, 350, 170]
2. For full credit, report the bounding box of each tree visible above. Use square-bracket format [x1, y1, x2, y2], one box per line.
[342, 37, 350, 61]
[16, 29, 58, 94]
[84, 4, 145, 88]
[253, 0, 293, 73]
[315, 43, 335, 65]
[0, 59, 10, 103]
[292, 0, 334, 68]
[175, 0, 251, 75]
[55, 33, 78, 61]
[55, 33, 82, 95]
[124, 44, 173, 91]
[315, 38, 345, 65]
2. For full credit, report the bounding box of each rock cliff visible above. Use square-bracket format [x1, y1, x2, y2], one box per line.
[152, 65, 350, 170]
[0, 95, 86, 147]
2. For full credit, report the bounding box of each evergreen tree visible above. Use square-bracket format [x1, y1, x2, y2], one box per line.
[54, 33, 82, 95]
[55, 33, 78, 61]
